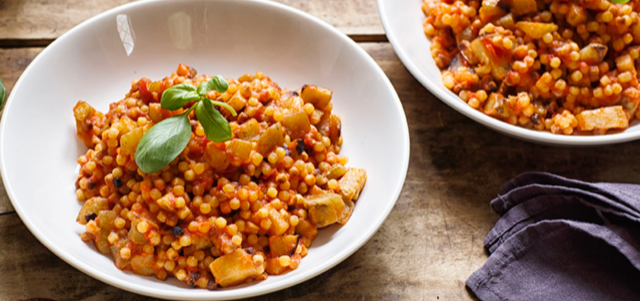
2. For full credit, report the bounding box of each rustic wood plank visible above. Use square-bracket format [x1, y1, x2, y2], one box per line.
[0, 0, 384, 45]
[5, 42, 640, 300]
[0, 48, 42, 214]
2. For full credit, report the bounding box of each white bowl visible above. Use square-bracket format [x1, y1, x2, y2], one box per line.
[378, 0, 640, 146]
[0, 0, 409, 299]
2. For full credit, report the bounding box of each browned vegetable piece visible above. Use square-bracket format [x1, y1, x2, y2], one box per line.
[269, 235, 299, 257]
[128, 217, 149, 245]
[479, 0, 506, 22]
[204, 142, 230, 172]
[275, 94, 304, 112]
[268, 208, 290, 236]
[120, 127, 144, 156]
[338, 199, 356, 225]
[566, 3, 587, 26]
[96, 210, 117, 254]
[117, 116, 137, 136]
[295, 218, 318, 240]
[110, 242, 131, 270]
[504, 0, 536, 16]
[616, 54, 635, 72]
[515, 22, 558, 39]
[256, 123, 284, 155]
[281, 111, 311, 139]
[265, 257, 289, 275]
[317, 114, 343, 144]
[73, 101, 97, 148]
[209, 249, 265, 287]
[338, 168, 367, 202]
[227, 93, 247, 113]
[496, 13, 515, 29]
[469, 37, 511, 80]
[234, 118, 261, 140]
[130, 254, 155, 276]
[576, 106, 629, 132]
[305, 193, 345, 228]
[579, 44, 608, 64]
[76, 197, 109, 225]
[326, 164, 347, 179]
[227, 139, 252, 161]
[300, 85, 332, 110]
[484, 93, 507, 118]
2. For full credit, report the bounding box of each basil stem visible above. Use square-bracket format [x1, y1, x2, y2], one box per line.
[0, 77, 5, 111]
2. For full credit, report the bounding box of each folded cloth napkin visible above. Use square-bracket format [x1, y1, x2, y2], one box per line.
[466, 172, 640, 301]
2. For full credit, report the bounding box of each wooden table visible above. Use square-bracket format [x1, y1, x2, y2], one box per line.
[2, 1, 640, 300]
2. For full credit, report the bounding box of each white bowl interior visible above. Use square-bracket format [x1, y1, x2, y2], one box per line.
[377, 0, 640, 145]
[0, 0, 409, 299]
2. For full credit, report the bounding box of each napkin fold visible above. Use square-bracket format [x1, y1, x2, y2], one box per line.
[466, 172, 640, 301]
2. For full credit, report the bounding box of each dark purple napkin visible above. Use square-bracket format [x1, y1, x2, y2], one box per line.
[466, 172, 640, 301]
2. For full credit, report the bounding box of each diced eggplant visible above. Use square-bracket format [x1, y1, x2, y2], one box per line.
[281, 111, 311, 139]
[128, 217, 149, 245]
[204, 142, 230, 172]
[566, 3, 587, 26]
[73, 101, 97, 148]
[515, 22, 558, 39]
[301, 85, 333, 110]
[295, 219, 318, 240]
[265, 257, 289, 275]
[616, 54, 635, 72]
[234, 118, 262, 140]
[209, 249, 265, 287]
[227, 139, 252, 161]
[77, 197, 109, 225]
[96, 210, 117, 254]
[338, 168, 367, 202]
[483, 93, 507, 118]
[256, 123, 284, 155]
[325, 164, 347, 179]
[576, 106, 629, 132]
[469, 36, 511, 80]
[275, 94, 304, 112]
[120, 127, 144, 156]
[505, 0, 536, 16]
[338, 199, 356, 225]
[579, 44, 608, 64]
[268, 208, 290, 236]
[117, 116, 137, 136]
[269, 235, 299, 257]
[305, 193, 345, 228]
[130, 254, 155, 276]
[479, 0, 507, 22]
[226, 93, 247, 113]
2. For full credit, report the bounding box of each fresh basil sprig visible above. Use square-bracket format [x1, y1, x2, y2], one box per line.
[0, 77, 6, 111]
[135, 76, 237, 173]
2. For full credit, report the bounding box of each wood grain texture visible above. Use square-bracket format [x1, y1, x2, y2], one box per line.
[5, 42, 640, 300]
[0, 0, 384, 43]
[0, 48, 42, 214]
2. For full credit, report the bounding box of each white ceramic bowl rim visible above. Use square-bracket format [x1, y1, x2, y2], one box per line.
[377, 0, 640, 146]
[0, 0, 410, 299]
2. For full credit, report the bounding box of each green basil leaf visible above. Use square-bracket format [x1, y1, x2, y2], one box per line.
[197, 75, 229, 95]
[609, 0, 630, 3]
[135, 113, 192, 173]
[160, 83, 201, 111]
[196, 99, 232, 142]
[0, 77, 5, 111]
